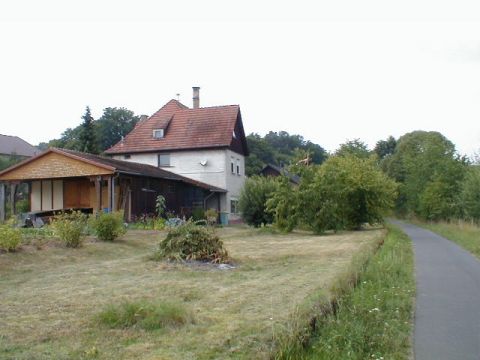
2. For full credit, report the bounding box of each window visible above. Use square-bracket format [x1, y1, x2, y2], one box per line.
[230, 158, 235, 173]
[230, 199, 239, 214]
[158, 153, 170, 167]
[124, 154, 131, 159]
[153, 129, 164, 139]
[236, 159, 240, 175]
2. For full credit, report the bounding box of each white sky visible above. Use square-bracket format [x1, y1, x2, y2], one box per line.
[1, 1, 480, 155]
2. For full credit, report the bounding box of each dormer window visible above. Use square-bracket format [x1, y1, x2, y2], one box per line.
[153, 129, 164, 139]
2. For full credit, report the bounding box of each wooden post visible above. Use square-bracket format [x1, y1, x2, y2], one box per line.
[0, 183, 5, 222]
[107, 176, 113, 212]
[95, 176, 102, 214]
[9, 183, 17, 216]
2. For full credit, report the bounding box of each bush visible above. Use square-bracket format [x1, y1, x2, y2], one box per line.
[238, 176, 278, 227]
[97, 300, 193, 330]
[91, 211, 126, 242]
[191, 207, 205, 221]
[50, 211, 88, 248]
[0, 220, 22, 252]
[155, 221, 228, 263]
[205, 208, 218, 225]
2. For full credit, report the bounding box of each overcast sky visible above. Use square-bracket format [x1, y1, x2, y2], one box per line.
[1, 1, 480, 156]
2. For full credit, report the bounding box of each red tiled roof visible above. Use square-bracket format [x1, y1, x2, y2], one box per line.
[105, 99, 242, 154]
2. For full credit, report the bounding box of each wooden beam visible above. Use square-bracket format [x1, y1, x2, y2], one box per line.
[9, 183, 17, 216]
[107, 176, 112, 212]
[0, 183, 5, 222]
[95, 176, 102, 214]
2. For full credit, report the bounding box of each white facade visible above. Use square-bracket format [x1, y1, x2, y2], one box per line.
[113, 148, 245, 218]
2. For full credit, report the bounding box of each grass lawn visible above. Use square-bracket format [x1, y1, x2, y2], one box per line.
[279, 225, 415, 360]
[418, 220, 480, 259]
[0, 226, 384, 360]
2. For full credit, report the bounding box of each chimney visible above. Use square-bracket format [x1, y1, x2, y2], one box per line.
[192, 86, 200, 109]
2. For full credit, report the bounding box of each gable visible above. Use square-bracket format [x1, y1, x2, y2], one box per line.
[0, 151, 113, 181]
[229, 112, 249, 156]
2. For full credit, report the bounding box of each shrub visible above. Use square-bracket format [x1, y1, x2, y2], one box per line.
[155, 195, 166, 217]
[205, 208, 218, 225]
[15, 199, 29, 214]
[91, 211, 126, 242]
[155, 221, 228, 263]
[191, 207, 205, 221]
[238, 176, 278, 227]
[50, 211, 88, 248]
[0, 220, 22, 252]
[97, 300, 193, 330]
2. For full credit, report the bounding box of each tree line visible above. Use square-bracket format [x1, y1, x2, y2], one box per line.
[240, 130, 480, 230]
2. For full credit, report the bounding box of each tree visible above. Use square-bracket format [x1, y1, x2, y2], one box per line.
[78, 106, 98, 154]
[238, 176, 278, 227]
[384, 131, 466, 219]
[374, 136, 397, 160]
[460, 166, 480, 222]
[335, 139, 371, 159]
[308, 155, 397, 231]
[96, 107, 139, 151]
[244, 131, 327, 176]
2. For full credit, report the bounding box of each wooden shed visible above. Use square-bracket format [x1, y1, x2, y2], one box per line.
[0, 148, 225, 221]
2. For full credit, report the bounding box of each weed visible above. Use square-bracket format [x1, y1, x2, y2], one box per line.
[50, 211, 88, 248]
[0, 220, 21, 252]
[97, 300, 193, 330]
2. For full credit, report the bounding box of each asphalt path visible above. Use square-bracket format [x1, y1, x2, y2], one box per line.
[391, 220, 480, 360]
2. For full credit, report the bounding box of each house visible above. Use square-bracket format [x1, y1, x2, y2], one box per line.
[105, 87, 249, 221]
[0, 147, 225, 222]
[0, 134, 38, 158]
[260, 164, 300, 185]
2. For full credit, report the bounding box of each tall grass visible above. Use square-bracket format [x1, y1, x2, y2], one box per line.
[97, 300, 194, 331]
[275, 226, 414, 360]
[419, 220, 480, 259]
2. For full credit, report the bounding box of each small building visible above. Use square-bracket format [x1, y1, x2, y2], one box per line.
[0, 148, 225, 221]
[105, 87, 249, 221]
[260, 164, 300, 185]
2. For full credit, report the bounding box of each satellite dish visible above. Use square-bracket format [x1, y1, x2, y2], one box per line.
[200, 159, 208, 166]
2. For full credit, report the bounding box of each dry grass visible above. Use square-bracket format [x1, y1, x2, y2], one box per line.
[0, 226, 384, 359]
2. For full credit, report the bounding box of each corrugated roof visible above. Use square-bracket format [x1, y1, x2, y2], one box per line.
[105, 99, 242, 154]
[0, 134, 38, 157]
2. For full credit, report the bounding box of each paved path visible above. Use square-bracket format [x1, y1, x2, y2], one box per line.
[391, 220, 480, 360]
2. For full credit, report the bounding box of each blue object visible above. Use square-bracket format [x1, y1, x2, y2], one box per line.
[219, 212, 229, 225]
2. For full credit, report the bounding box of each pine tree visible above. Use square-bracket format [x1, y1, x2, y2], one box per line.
[78, 106, 98, 154]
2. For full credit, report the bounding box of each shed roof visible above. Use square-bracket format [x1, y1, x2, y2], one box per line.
[0, 148, 226, 192]
[0, 134, 38, 157]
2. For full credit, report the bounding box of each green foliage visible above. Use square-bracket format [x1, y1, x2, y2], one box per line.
[384, 131, 466, 219]
[293, 156, 398, 233]
[266, 176, 299, 232]
[15, 199, 29, 213]
[0, 154, 23, 171]
[205, 208, 218, 225]
[278, 226, 414, 359]
[155, 195, 166, 217]
[40, 106, 139, 153]
[91, 211, 126, 242]
[95, 107, 139, 151]
[374, 135, 397, 160]
[335, 138, 371, 159]
[238, 176, 279, 227]
[0, 220, 22, 252]
[245, 131, 327, 176]
[50, 211, 88, 248]
[97, 300, 193, 330]
[155, 221, 228, 263]
[460, 166, 480, 222]
[79, 106, 99, 154]
[191, 207, 205, 221]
